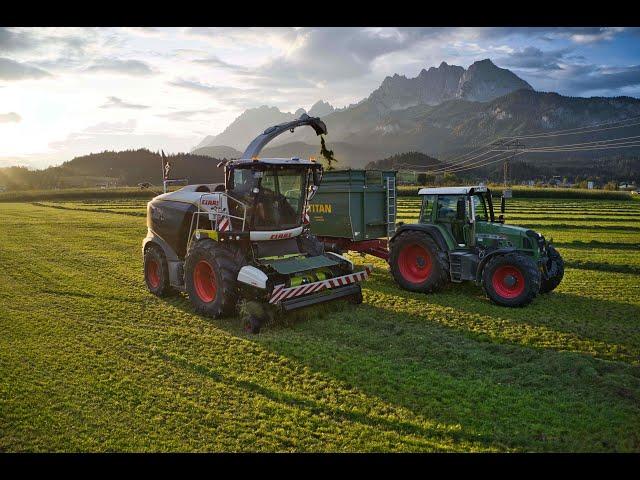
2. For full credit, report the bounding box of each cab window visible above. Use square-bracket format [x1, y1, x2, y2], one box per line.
[420, 195, 435, 222]
[472, 194, 489, 221]
[436, 195, 466, 222]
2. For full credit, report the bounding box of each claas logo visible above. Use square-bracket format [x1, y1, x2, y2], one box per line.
[309, 203, 332, 214]
[270, 232, 293, 240]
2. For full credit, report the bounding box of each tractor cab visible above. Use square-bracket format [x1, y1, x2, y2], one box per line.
[417, 186, 540, 254]
[223, 158, 323, 232]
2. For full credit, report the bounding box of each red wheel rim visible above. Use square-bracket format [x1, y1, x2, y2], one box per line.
[398, 244, 433, 283]
[146, 259, 160, 288]
[491, 265, 525, 299]
[193, 260, 217, 302]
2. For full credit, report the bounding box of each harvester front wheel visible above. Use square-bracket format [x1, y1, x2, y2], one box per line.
[539, 245, 564, 293]
[389, 230, 449, 293]
[185, 240, 240, 318]
[482, 253, 540, 307]
[144, 245, 173, 297]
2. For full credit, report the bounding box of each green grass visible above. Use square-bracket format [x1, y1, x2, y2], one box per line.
[1, 197, 639, 452]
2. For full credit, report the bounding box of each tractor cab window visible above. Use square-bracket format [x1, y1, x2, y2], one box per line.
[472, 194, 489, 221]
[420, 195, 435, 223]
[437, 194, 469, 246]
[436, 195, 468, 222]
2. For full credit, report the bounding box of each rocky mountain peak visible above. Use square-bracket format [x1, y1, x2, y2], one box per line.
[308, 100, 335, 117]
[457, 59, 533, 102]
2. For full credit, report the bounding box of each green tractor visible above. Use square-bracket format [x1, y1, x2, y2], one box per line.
[389, 186, 564, 307]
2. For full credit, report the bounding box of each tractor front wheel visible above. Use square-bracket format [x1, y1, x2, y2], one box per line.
[185, 240, 240, 318]
[482, 253, 540, 307]
[389, 230, 449, 293]
[539, 245, 564, 293]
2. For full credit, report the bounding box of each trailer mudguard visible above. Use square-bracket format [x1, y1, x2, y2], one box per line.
[242, 113, 327, 159]
[390, 224, 450, 253]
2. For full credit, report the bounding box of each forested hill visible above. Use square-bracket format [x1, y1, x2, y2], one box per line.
[0, 149, 225, 191]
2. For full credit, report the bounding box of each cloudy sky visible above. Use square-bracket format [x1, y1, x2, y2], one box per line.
[1, 26, 639, 169]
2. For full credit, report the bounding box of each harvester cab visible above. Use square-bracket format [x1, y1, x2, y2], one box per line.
[389, 186, 564, 307]
[142, 114, 371, 332]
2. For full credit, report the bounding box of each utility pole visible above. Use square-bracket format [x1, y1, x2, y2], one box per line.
[493, 139, 525, 186]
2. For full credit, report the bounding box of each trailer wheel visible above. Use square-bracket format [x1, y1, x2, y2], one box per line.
[144, 245, 173, 297]
[185, 240, 240, 318]
[389, 230, 449, 293]
[482, 253, 540, 307]
[539, 246, 564, 293]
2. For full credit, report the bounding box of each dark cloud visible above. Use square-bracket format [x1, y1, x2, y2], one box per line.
[100, 96, 150, 110]
[477, 27, 632, 43]
[0, 112, 21, 123]
[86, 58, 154, 76]
[0, 27, 92, 58]
[0, 57, 51, 80]
[567, 65, 640, 94]
[0, 28, 33, 53]
[496, 46, 570, 71]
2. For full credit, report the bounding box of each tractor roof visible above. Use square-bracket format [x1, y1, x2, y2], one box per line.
[229, 157, 319, 167]
[418, 186, 488, 195]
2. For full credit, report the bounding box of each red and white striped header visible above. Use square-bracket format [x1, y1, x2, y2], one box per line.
[269, 266, 372, 304]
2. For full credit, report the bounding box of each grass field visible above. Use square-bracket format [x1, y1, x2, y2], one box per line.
[1, 195, 639, 452]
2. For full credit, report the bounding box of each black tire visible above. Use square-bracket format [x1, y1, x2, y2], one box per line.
[144, 244, 174, 297]
[539, 246, 564, 294]
[184, 240, 240, 318]
[482, 253, 540, 307]
[347, 287, 363, 305]
[244, 316, 263, 334]
[389, 230, 449, 293]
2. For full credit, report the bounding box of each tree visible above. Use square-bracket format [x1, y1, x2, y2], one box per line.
[320, 136, 338, 171]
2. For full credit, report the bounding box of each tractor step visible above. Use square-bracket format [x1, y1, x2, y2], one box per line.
[449, 251, 479, 283]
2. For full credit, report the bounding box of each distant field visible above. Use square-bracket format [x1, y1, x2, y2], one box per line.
[1, 185, 634, 202]
[1, 196, 639, 452]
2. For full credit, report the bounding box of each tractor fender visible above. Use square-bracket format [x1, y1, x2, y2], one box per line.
[143, 229, 180, 262]
[390, 224, 449, 253]
[475, 247, 518, 283]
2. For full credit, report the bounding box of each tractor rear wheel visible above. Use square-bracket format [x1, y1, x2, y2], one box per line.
[185, 240, 240, 318]
[144, 244, 173, 297]
[482, 253, 540, 307]
[539, 245, 564, 293]
[389, 230, 449, 293]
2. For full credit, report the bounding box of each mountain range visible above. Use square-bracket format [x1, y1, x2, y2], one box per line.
[192, 59, 640, 170]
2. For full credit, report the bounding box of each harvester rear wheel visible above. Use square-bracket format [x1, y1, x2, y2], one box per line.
[482, 253, 540, 307]
[539, 245, 564, 293]
[144, 245, 173, 297]
[389, 230, 449, 293]
[185, 240, 240, 318]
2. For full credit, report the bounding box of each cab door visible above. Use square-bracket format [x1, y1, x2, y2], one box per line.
[435, 194, 472, 247]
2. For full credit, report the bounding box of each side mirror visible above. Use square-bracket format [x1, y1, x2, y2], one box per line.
[312, 169, 321, 186]
[456, 197, 466, 220]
